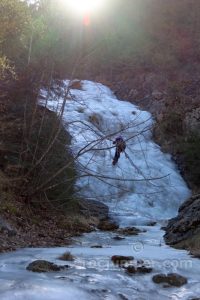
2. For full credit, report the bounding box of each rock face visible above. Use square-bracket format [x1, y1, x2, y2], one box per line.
[26, 260, 69, 272]
[152, 273, 187, 287]
[78, 199, 109, 221]
[164, 194, 200, 250]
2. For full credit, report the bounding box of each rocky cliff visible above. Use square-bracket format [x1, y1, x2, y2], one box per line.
[164, 194, 200, 252]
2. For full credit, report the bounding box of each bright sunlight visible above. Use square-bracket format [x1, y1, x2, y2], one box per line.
[66, 0, 105, 14]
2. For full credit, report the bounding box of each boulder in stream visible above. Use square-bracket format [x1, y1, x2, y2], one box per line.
[111, 255, 134, 266]
[116, 227, 143, 236]
[125, 264, 152, 275]
[152, 273, 187, 287]
[113, 235, 125, 241]
[26, 260, 69, 272]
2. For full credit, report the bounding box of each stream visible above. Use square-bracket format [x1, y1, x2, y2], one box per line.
[0, 81, 199, 300]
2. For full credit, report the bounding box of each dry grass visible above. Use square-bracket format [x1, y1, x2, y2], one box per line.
[61, 214, 98, 234]
[58, 251, 75, 261]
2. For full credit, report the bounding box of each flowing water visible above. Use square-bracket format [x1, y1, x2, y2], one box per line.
[0, 81, 199, 300]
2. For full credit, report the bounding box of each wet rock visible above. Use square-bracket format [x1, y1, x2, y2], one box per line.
[137, 259, 144, 265]
[167, 273, 187, 286]
[118, 293, 129, 300]
[111, 255, 134, 266]
[125, 265, 137, 274]
[137, 266, 153, 273]
[57, 276, 68, 280]
[125, 264, 152, 275]
[146, 221, 157, 226]
[26, 260, 69, 272]
[152, 274, 169, 284]
[116, 227, 142, 236]
[91, 289, 109, 294]
[90, 288, 110, 298]
[164, 194, 200, 251]
[152, 273, 187, 287]
[98, 219, 119, 231]
[163, 284, 171, 288]
[113, 235, 125, 241]
[190, 250, 200, 259]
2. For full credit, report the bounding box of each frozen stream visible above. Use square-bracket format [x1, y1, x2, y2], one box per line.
[0, 81, 200, 299]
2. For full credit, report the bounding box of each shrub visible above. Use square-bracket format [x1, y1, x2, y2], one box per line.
[181, 134, 200, 186]
[58, 251, 75, 261]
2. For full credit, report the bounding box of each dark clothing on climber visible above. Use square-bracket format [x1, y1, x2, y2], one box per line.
[112, 137, 126, 165]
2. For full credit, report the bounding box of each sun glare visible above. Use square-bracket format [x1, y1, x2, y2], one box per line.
[66, 0, 105, 14]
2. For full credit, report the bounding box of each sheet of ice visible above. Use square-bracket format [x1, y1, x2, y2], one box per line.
[40, 80, 190, 225]
[0, 80, 197, 300]
[0, 281, 92, 300]
[1, 226, 200, 300]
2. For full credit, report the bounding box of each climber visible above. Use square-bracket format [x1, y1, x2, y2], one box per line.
[112, 136, 126, 166]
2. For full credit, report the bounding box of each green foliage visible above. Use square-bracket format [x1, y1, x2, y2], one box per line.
[0, 55, 16, 80]
[0, 0, 31, 67]
[0, 0, 30, 42]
